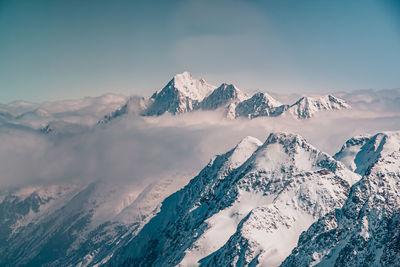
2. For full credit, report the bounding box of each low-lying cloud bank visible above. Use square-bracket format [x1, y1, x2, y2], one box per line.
[1, 104, 400, 193]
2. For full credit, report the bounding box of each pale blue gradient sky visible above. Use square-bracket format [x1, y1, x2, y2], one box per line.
[1, 0, 400, 103]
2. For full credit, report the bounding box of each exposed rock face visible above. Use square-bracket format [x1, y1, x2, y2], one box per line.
[109, 132, 359, 267]
[234, 92, 286, 118]
[144, 72, 216, 116]
[200, 83, 247, 111]
[3, 131, 399, 267]
[281, 131, 400, 267]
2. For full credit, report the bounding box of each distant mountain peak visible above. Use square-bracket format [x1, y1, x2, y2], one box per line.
[143, 72, 217, 115]
[99, 75, 351, 122]
[233, 92, 285, 118]
[287, 94, 350, 118]
[164, 71, 216, 101]
[253, 91, 283, 106]
[200, 83, 247, 111]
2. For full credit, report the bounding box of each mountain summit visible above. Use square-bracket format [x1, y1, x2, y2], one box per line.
[167, 72, 215, 101]
[110, 132, 360, 266]
[200, 83, 247, 111]
[233, 92, 285, 118]
[144, 72, 216, 116]
[287, 95, 350, 119]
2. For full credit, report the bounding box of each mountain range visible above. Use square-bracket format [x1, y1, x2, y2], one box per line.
[3, 73, 400, 135]
[101, 72, 350, 122]
[0, 72, 353, 134]
[1, 129, 399, 266]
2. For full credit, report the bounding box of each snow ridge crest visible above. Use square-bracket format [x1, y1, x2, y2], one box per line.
[101, 72, 351, 122]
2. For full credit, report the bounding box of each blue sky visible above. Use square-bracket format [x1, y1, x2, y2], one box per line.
[1, 0, 400, 103]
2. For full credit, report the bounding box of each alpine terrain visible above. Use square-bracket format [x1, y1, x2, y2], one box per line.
[100, 72, 351, 122]
[282, 132, 400, 266]
[0, 72, 398, 267]
[108, 132, 360, 266]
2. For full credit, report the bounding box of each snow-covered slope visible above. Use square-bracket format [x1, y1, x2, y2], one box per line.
[108, 136, 262, 266]
[2, 129, 397, 267]
[196, 133, 359, 267]
[144, 72, 216, 116]
[0, 184, 82, 265]
[0, 175, 188, 267]
[109, 132, 360, 266]
[333, 134, 379, 174]
[281, 131, 400, 267]
[199, 83, 247, 111]
[286, 95, 350, 119]
[233, 92, 286, 119]
[165, 72, 215, 101]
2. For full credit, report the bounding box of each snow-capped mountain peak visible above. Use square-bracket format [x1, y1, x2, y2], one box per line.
[143, 72, 216, 116]
[197, 132, 359, 266]
[334, 131, 400, 176]
[109, 131, 360, 267]
[226, 136, 263, 170]
[287, 94, 351, 119]
[200, 83, 247, 111]
[334, 134, 374, 173]
[161, 71, 215, 101]
[233, 92, 285, 119]
[93, 74, 352, 122]
[257, 92, 283, 107]
[251, 132, 350, 178]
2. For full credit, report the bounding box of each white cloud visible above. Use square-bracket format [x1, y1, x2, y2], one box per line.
[1, 89, 400, 195]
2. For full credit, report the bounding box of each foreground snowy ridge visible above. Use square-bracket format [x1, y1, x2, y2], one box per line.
[108, 132, 360, 266]
[282, 131, 400, 267]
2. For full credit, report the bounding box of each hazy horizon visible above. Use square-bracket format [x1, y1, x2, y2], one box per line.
[1, 70, 399, 105]
[1, 0, 400, 103]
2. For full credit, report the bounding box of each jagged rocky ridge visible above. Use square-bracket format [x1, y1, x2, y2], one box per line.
[108, 132, 360, 266]
[101, 72, 350, 122]
[281, 131, 400, 267]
